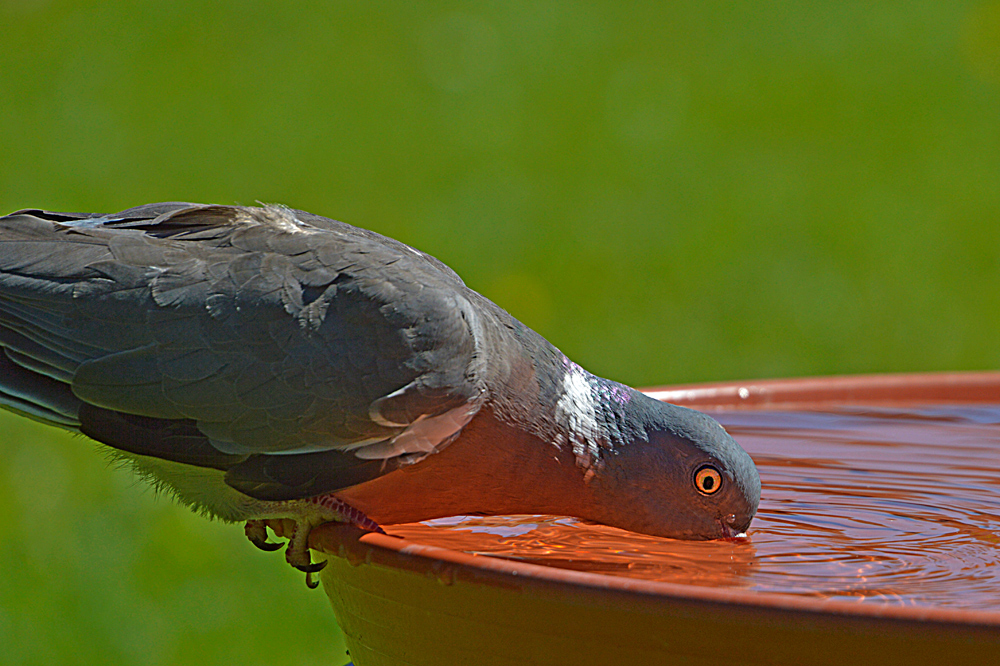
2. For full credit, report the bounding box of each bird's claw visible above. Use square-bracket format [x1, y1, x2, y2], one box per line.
[291, 552, 325, 589]
[292, 560, 326, 590]
[244, 520, 283, 551]
[293, 559, 328, 574]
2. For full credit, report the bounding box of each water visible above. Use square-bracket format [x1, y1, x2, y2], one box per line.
[386, 405, 1000, 611]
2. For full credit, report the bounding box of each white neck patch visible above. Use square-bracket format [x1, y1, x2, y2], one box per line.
[553, 360, 603, 468]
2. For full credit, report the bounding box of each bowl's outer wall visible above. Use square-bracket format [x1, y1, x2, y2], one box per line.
[314, 372, 1000, 666]
[317, 525, 1000, 666]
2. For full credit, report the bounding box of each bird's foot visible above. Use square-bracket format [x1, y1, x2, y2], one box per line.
[243, 495, 385, 588]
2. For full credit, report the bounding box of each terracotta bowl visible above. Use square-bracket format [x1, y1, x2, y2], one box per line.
[312, 372, 1000, 666]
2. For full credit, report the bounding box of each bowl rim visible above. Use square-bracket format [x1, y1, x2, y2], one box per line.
[314, 370, 1000, 629]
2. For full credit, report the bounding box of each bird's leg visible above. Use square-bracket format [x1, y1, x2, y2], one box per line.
[303, 493, 387, 535]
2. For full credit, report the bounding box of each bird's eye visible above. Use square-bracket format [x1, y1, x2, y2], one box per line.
[694, 465, 723, 495]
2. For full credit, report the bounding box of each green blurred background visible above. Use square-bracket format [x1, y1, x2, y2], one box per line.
[2, 1, 1000, 664]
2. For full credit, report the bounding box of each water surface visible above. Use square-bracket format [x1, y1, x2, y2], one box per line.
[387, 405, 1000, 611]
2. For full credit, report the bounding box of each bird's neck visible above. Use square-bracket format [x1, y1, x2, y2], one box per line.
[334, 403, 607, 525]
[489, 341, 640, 471]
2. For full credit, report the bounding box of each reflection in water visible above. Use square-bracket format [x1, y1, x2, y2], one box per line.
[390, 514, 758, 586]
[387, 405, 1000, 611]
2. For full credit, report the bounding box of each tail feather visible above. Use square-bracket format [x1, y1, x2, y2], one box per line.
[0, 352, 80, 428]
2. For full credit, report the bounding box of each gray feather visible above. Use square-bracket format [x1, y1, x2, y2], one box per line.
[0, 204, 488, 498]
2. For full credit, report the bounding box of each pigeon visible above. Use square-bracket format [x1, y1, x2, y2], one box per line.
[0, 203, 760, 586]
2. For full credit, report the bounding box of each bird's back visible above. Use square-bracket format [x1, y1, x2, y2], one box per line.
[0, 203, 492, 502]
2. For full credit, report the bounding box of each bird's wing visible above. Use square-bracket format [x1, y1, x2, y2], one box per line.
[0, 203, 487, 499]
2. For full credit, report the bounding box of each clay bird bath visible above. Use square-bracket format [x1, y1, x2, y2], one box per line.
[312, 372, 1000, 666]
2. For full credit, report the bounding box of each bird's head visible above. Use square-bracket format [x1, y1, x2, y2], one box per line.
[589, 393, 760, 540]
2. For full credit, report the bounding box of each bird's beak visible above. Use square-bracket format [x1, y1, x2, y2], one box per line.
[717, 515, 749, 540]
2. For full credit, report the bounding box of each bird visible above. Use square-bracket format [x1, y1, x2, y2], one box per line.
[0, 202, 760, 587]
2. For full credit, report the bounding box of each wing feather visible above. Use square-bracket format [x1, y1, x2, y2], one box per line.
[0, 204, 487, 499]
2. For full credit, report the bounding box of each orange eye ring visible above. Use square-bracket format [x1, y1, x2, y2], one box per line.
[694, 465, 723, 495]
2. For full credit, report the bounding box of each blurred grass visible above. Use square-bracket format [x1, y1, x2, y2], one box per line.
[2, 1, 1000, 664]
